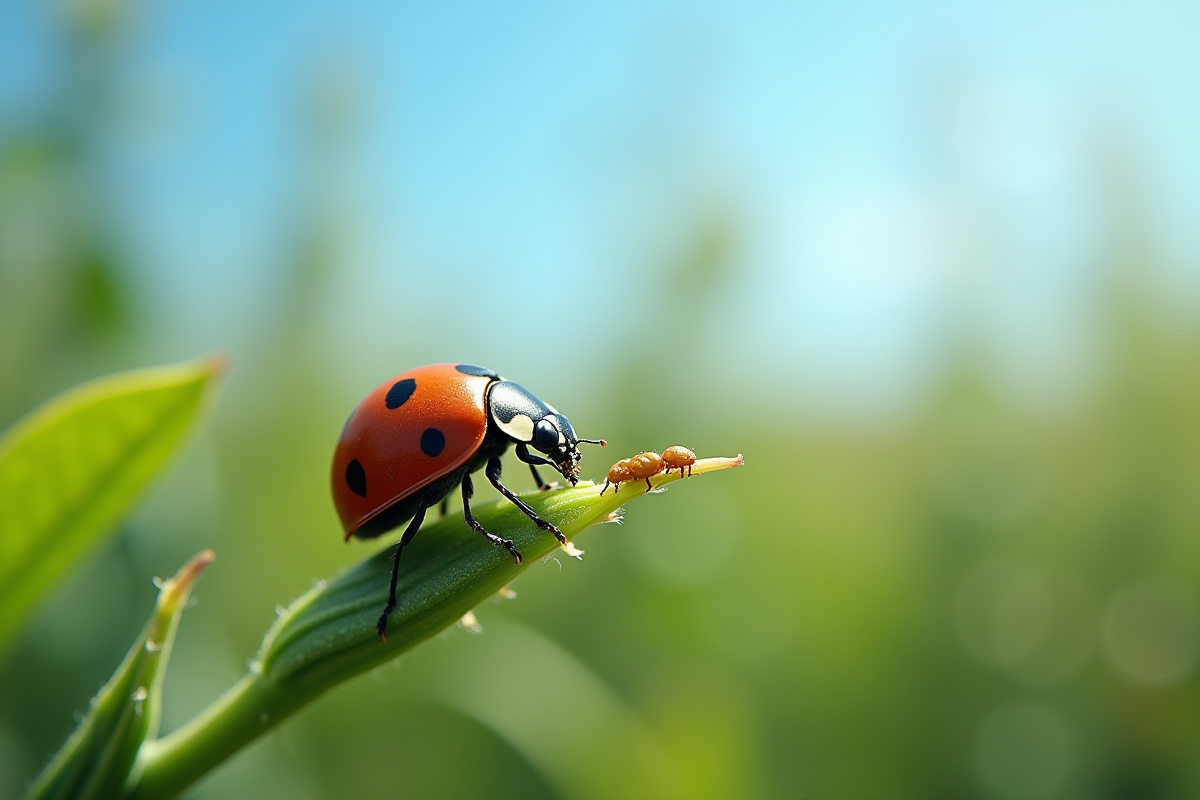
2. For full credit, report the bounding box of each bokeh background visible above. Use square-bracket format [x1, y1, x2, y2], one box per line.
[3, 1, 1200, 798]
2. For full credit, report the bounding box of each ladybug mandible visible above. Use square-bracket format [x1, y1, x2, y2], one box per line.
[331, 363, 605, 640]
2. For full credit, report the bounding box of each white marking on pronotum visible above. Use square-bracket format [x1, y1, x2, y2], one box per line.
[499, 413, 535, 442]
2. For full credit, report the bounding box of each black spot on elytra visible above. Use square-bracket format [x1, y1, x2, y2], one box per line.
[420, 427, 446, 457]
[345, 458, 367, 497]
[385, 378, 417, 410]
[454, 364, 499, 378]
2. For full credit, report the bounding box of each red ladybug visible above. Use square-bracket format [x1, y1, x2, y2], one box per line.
[332, 363, 604, 639]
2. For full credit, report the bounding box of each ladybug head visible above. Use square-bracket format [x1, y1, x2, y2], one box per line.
[531, 413, 605, 485]
[488, 381, 606, 486]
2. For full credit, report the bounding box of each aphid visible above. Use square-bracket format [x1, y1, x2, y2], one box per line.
[600, 460, 634, 496]
[601, 451, 663, 495]
[661, 445, 696, 478]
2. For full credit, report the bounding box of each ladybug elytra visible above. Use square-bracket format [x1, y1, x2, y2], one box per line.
[331, 363, 604, 639]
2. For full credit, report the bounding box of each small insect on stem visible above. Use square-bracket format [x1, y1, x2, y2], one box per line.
[601, 451, 663, 495]
[661, 445, 696, 478]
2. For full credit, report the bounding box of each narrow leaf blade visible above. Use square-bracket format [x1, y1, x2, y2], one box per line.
[25, 550, 214, 800]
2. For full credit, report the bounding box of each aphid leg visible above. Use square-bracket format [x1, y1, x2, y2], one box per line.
[600, 480, 611, 495]
[486, 456, 568, 545]
[378, 501, 428, 641]
[462, 473, 522, 564]
[644, 477, 653, 492]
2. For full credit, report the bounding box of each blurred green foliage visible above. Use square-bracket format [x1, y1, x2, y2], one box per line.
[2, 3, 1199, 800]
[0, 357, 219, 651]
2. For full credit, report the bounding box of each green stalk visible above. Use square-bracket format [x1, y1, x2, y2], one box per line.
[124, 455, 743, 800]
[27, 550, 214, 800]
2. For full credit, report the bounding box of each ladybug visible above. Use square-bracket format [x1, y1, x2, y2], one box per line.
[331, 363, 605, 639]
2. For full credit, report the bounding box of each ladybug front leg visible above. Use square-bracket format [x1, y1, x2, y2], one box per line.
[515, 442, 554, 490]
[486, 455, 569, 546]
[378, 502, 428, 641]
[461, 472, 522, 564]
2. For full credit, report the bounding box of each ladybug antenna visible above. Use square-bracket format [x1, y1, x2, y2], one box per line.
[579, 438, 607, 447]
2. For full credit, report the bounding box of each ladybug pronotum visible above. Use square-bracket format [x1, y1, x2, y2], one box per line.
[332, 363, 605, 639]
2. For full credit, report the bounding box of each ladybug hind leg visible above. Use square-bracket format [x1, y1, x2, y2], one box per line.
[462, 472, 522, 564]
[486, 455, 568, 546]
[377, 502, 429, 641]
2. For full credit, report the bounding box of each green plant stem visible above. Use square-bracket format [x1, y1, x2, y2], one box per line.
[126, 675, 274, 800]
[27, 551, 214, 800]
[124, 455, 744, 800]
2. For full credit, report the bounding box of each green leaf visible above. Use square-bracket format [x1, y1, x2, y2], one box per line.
[124, 455, 744, 800]
[25, 550, 215, 800]
[0, 357, 223, 652]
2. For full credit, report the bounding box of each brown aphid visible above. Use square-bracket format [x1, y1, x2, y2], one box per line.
[600, 459, 634, 495]
[601, 451, 663, 495]
[661, 445, 696, 478]
[626, 451, 664, 492]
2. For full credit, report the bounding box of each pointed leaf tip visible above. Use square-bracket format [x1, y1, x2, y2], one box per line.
[0, 357, 222, 653]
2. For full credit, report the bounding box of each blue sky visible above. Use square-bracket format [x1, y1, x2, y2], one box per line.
[3, 1, 1198, 419]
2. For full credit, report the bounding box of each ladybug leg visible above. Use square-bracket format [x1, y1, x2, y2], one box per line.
[461, 472, 522, 564]
[377, 502, 428, 641]
[439, 496, 450, 517]
[515, 442, 554, 490]
[529, 464, 547, 490]
[486, 456, 568, 546]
